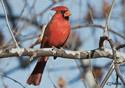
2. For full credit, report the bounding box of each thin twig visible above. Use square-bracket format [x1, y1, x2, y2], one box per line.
[75, 60, 87, 88]
[86, 1, 94, 24]
[38, 25, 46, 42]
[1, 0, 19, 48]
[0, 74, 25, 88]
[104, 0, 115, 36]
[100, 61, 115, 88]
[2, 0, 27, 48]
[13, 0, 27, 32]
[88, 53, 100, 88]
[86, 3, 100, 87]
[0, 35, 39, 49]
[29, 25, 47, 48]
[116, 44, 125, 50]
[115, 75, 118, 88]
[71, 24, 125, 39]
[105, 15, 110, 37]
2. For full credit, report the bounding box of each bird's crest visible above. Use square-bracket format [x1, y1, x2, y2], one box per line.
[51, 6, 69, 11]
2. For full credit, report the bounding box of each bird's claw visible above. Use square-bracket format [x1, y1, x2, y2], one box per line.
[52, 46, 65, 59]
[59, 47, 65, 52]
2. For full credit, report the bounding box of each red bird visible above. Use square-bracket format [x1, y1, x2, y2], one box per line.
[27, 6, 71, 85]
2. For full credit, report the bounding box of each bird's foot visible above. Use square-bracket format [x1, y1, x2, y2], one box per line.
[59, 47, 65, 52]
[52, 46, 65, 59]
[52, 46, 58, 59]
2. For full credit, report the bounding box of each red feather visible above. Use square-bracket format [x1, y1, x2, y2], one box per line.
[27, 6, 71, 86]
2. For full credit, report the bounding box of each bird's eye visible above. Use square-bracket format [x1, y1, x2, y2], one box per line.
[61, 10, 66, 14]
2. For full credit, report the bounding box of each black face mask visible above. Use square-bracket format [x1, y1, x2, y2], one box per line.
[61, 10, 69, 20]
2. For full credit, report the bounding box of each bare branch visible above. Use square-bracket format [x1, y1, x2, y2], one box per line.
[116, 44, 125, 50]
[1, 0, 19, 48]
[86, 1, 94, 24]
[29, 25, 46, 48]
[107, 38, 125, 85]
[99, 36, 125, 85]
[104, 0, 115, 36]
[0, 48, 124, 63]
[88, 53, 100, 88]
[71, 24, 125, 39]
[100, 61, 115, 88]
[2, 0, 27, 48]
[0, 35, 39, 49]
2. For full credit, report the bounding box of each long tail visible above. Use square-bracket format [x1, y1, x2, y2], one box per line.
[27, 56, 49, 85]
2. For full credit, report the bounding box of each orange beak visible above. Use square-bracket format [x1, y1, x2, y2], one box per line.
[64, 11, 71, 17]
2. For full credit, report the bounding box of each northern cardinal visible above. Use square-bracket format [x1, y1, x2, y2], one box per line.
[27, 6, 71, 86]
